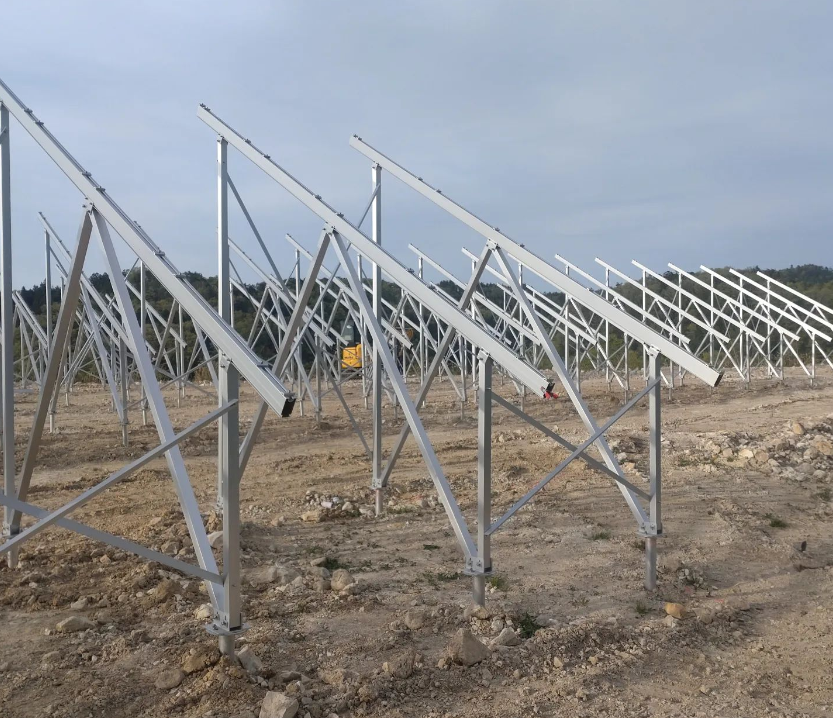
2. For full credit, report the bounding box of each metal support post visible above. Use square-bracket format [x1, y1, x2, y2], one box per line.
[472, 352, 493, 606]
[370, 163, 384, 515]
[45, 226, 55, 432]
[140, 260, 148, 425]
[212, 135, 243, 650]
[644, 349, 662, 591]
[119, 339, 128, 446]
[0, 103, 17, 567]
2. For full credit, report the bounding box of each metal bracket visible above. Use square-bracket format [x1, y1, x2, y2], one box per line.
[637, 524, 664, 539]
[463, 555, 492, 576]
[206, 620, 250, 638]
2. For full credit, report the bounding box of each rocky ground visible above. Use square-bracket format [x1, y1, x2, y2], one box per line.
[0, 370, 831, 718]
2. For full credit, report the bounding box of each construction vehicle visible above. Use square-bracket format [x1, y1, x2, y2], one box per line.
[341, 318, 363, 369]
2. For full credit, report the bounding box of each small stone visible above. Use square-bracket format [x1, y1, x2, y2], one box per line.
[41, 650, 61, 664]
[664, 602, 687, 619]
[301, 510, 323, 523]
[698, 609, 715, 625]
[244, 566, 280, 586]
[153, 579, 179, 604]
[208, 531, 224, 549]
[154, 667, 184, 690]
[55, 616, 95, 633]
[551, 656, 564, 670]
[330, 569, 354, 592]
[699, 684, 710, 695]
[161, 540, 180, 555]
[309, 556, 328, 567]
[493, 627, 521, 647]
[447, 628, 489, 666]
[276, 565, 301, 586]
[313, 578, 331, 592]
[383, 650, 415, 679]
[238, 645, 264, 675]
[463, 603, 490, 620]
[792, 422, 805, 435]
[194, 603, 213, 621]
[181, 644, 220, 674]
[404, 609, 427, 631]
[70, 597, 89, 610]
[259, 691, 299, 718]
[663, 614, 680, 629]
[813, 438, 833, 456]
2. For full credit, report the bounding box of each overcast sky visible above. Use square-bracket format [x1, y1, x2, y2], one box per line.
[1, 1, 831, 290]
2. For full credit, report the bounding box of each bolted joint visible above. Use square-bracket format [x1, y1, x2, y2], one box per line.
[636, 523, 664, 539]
[463, 555, 493, 576]
[206, 617, 249, 639]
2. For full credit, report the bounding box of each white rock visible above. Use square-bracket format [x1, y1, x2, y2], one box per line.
[55, 615, 95, 633]
[330, 569, 354, 592]
[244, 566, 279, 586]
[259, 691, 299, 718]
[493, 627, 521, 647]
[208, 531, 224, 549]
[194, 603, 213, 621]
[447, 628, 489, 666]
[154, 667, 184, 690]
[404, 609, 427, 631]
[237, 645, 264, 675]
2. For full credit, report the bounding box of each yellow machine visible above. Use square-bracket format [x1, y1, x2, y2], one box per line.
[341, 342, 362, 369]
[341, 318, 363, 369]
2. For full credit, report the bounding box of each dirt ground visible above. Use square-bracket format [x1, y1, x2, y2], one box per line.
[0, 369, 831, 718]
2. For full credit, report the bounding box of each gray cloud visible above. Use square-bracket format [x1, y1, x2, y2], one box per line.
[1, 0, 831, 289]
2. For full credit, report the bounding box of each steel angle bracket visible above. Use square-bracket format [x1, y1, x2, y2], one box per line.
[637, 525, 665, 539]
[463, 556, 493, 577]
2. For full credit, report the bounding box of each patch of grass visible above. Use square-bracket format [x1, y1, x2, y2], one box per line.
[634, 600, 649, 616]
[817, 488, 832, 502]
[321, 557, 348, 571]
[423, 544, 440, 551]
[590, 529, 612, 541]
[518, 612, 541, 639]
[571, 595, 590, 608]
[420, 570, 463, 589]
[487, 575, 508, 592]
[765, 513, 788, 529]
[436, 570, 462, 582]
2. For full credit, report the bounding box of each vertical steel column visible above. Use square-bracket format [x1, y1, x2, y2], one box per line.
[0, 104, 17, 567]
[370, 164, 384, 516]
[140, 260, 148, 425]
[119, 339, 128, 446]
[178, 303, 185, 405]
[472, 352, 492, 606]
[644, 349, 662, 591]
[214, 136, 242, 653]
[45, 227, 55, 432]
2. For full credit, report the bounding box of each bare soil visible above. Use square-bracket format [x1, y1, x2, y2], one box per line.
[0, 371, 831, 718]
